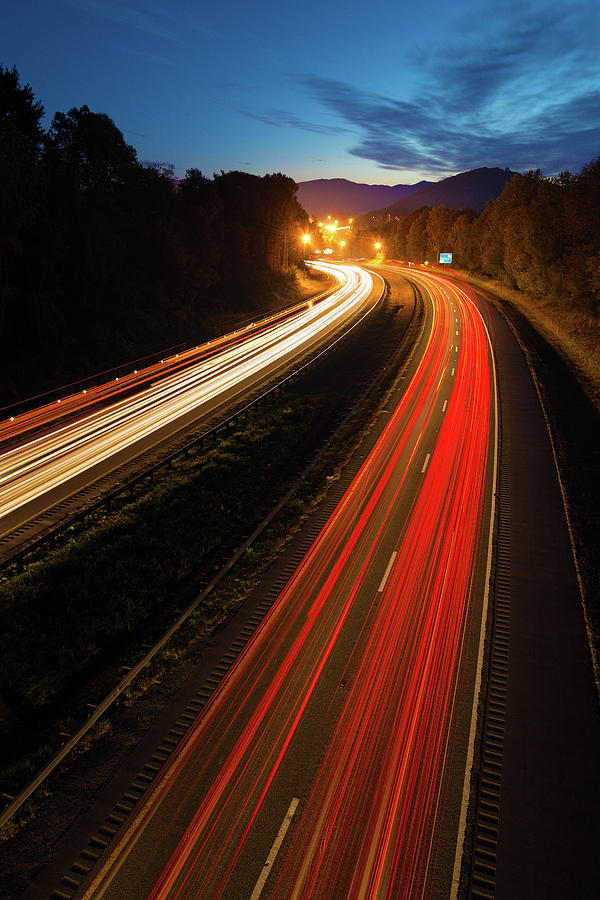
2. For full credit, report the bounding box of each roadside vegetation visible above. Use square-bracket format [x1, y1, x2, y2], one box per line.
[353, 160, 600, 405]
[456, 271, 600, 409]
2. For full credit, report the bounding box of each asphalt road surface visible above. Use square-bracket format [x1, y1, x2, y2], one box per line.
[41, 265, 496, 900]
[18, 263, 600, 900]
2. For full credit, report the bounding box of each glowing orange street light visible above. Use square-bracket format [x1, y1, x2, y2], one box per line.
[302, 233, 310, 260]
[375, 241, 382, 250]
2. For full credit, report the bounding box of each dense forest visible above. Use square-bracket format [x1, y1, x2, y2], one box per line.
[0, 66, 310, 405]
[352, 161, 600, 315]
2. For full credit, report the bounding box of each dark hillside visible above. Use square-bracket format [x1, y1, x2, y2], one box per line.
[367, 167, 516, 219]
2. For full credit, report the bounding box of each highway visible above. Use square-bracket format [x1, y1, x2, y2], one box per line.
[0, 262, 380, 541]
[71, 264, 497, 900]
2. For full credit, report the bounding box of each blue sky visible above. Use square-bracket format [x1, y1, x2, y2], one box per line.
[2, 0, 599, 184]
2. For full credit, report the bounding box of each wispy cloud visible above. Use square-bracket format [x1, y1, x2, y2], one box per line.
[236, 106, 348, 137]
[62, 0, 183, 43]
[297, 1, 600, 174]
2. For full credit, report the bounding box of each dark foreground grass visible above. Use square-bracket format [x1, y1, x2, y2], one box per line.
[0, 398, 319, 765]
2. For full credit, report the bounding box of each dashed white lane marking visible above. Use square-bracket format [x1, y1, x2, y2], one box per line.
[451, 367, 455, 376]
[442, 399, 448, 412]
[250, 797, 300, 900]
[378, 550, 398, 593]
[421, 452, 431, 475]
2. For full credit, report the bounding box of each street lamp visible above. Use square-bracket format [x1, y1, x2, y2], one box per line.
[302, 233, 310, 260]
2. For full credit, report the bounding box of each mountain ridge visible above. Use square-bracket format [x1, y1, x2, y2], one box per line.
[363, 167, 517, 219]
[297, 167, 517, 220]
[296, 178, 431, 218]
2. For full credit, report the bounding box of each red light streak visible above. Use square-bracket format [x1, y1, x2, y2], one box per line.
[276, 269, 492, 898]
[79, 266, 494, 900]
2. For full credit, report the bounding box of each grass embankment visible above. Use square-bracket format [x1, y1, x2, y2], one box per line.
[0, 278, 416, 817]
[457, 270, 600, 410]
[0, 397, 319, 793]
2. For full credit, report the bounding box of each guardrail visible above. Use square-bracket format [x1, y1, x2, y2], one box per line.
[0, 279, 336, 421]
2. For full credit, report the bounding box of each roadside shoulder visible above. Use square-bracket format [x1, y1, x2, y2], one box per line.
[467, 276, 600, 697]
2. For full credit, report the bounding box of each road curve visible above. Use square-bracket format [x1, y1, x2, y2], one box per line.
[0, 263, 380, 539]
[71, 264, 496, 900]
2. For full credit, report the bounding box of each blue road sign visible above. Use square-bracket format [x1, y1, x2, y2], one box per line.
[439, 252, 453, 264]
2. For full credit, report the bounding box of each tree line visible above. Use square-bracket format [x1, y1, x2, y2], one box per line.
[0, 66, 309, 404]
[352, 162, 600, 315]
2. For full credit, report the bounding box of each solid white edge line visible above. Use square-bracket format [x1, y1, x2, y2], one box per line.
[250, 797, 299, 900]
[378, 550, 398, 593]
[421, 451, 431, 474]
[450, 290, 499, 900]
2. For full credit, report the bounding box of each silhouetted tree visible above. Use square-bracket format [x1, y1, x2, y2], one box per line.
[426, 205, 454, 261]
[43, 105, 139, 191]
[0, 67, 45, 344]
[564, 158, 600, 311]
[0, 68, 313, 403]
[0, 64, 44, 145]
[406, 208, 430, 261]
